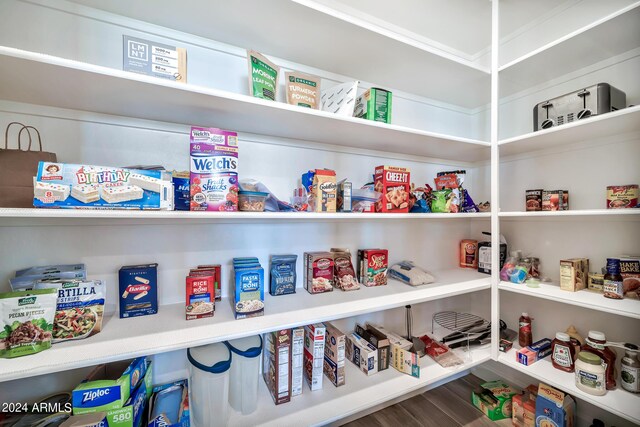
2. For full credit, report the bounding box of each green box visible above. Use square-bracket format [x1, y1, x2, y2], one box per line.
[471, 380, 519, 421]
[354, 88, 392, 123]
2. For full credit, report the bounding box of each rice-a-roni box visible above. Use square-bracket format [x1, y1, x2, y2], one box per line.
[34, 162, 173, 210]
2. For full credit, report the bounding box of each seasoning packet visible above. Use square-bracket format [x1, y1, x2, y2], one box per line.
[285, 71, 320, 109]
[0, 288, 57, 358]
[247, 50, 280, 101]
[34, 280, 105, 343]
[269, 255, 297, 296]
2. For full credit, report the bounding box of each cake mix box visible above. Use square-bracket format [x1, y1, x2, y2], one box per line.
[189, 126, 239, 211]
[33, 162, 173, 210]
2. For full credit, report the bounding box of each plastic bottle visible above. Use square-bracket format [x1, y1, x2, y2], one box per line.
[575, 351, 606, 396]
[551, 332, 575, 372]
[582, 330, 617, 390]
[519, 312, 533, 347]
[621, 345, 640, 393]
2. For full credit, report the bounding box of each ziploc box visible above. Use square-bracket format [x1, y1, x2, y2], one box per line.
[233, 258, 264, 319]
[34, 162, 173, 210]
[471, 380, 519, 421]
[535, 383, 575, 427]
[119, 264, 158, 319]
[189, 127, 238, 212]
[73, 358, 152, 427]
[147, 379, 190, 427]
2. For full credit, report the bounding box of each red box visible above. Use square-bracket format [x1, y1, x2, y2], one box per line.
[358, 249, 389, 286]
[374, 166, 410, 213]
[193, 264, 221, 301]
[185, 274, 215, 320]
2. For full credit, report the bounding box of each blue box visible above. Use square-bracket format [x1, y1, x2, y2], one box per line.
[233, 262, 264, 320]
[118, 264, 158, 318]
[148, 379, 190, 427]
[535, 383, 575, 427]
[172, 174, 190, 211]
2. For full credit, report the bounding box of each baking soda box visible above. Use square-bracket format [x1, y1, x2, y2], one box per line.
[189, 127, 239, 211]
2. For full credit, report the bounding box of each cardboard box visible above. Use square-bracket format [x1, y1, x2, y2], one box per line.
[263, 330, 292, 405]
[171, 172, 190, 211]
[195, 264, 222, 301]
[346, 333, 378, 376]
[304, 252, 334, 294]
[304, 324, 326, 391]
[323, 322, 345, 387]
[310, 169, 337, 212]
[147, 379, 189, 427]
[291, 327, 305, 397]
[559, 258, 589, 292]
[517, 339, 552, 366]
[233, 260, 264, 320]
[357, 249, 388, 287]
[185, 274, 214, 320]
[354, 88, 392, 123]
[60, 412, 108, 427]
[374, 165, 410, 213]
[72, 358, 152, 427]
[525, 189, 543, 211]
[535, 383, 575, 427]
[542, 190, 569, 211]
[356, 323, 390, 371]
[523, 400, 535, 427]
[337, 181, 352, 212]
[119, 264, 158, 318]
[513, 384, 539, 427]
[471, 381, 519, 421]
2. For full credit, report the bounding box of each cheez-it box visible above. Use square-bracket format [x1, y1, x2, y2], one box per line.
[374, 165, 410, 213]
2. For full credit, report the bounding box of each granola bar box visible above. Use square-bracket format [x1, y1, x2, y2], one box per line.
[33, 162, 173, 210]
[374, 165, 410, 213]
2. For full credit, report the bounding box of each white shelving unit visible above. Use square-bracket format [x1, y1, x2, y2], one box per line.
[0, 0, 638, 425]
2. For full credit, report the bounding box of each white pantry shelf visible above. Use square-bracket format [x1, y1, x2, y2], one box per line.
[499, 209, 640, 221]
[230, 345, 491, 427]
[0, 47, 490, 162]
[0, 270, 490, 382]
[0, 208, 490, 226]
[498, 2, 640, 98]
[498, 105, 640, 157]
[499, 348, 640, 425]
[68, 0, 490, 108]
[499, 281, 640, 320]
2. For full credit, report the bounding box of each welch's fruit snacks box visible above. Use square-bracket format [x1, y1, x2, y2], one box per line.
[189, 127, 238, 211]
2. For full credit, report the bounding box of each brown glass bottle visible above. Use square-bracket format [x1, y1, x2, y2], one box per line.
[603, 258, 624, 299]
[519, 312, 532, 347]
[582, 330, 617, 390]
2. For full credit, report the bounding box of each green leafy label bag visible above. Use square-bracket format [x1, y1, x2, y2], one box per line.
[0, 288, 57, 358]
[247, 50, 280, 101]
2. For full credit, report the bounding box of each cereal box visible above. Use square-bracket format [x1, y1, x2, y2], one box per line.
[304, 324, 326, 391]
[118, 264, 158, 318]
[291, 327, 305, 397]
[374, 165, 410, 213]
[233, 259, 264, 320]
[323, 322, 345, 387]
[304, 252, 334, 294]
[346, 332, 378, 376]
[34, 162, 173, 210]
[357, 249, 388, 286]
[535, 383, 575, 427]
[263, 329, 291, 405]
[189, 126, 239, 212]
[356, 324, 390, 371]
[310, 169, 337, 212]
[185, 274, 214, 320]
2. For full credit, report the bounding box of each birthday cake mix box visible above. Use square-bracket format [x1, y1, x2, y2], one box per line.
[33, 162, 173, 210]
[189, 126, 239, 211]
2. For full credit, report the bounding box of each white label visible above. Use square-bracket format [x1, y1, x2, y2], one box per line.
[152, 45, 178, 59]
[277, 347, 289, 396]
[152, 63, 178, 77]
[152, 54, 178, 68]
[478, 247, 491, 269]
[552, 344, 573, 368]
[621, 364, 640, 392]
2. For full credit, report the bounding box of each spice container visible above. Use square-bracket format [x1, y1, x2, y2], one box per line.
[238, 191, 268, 212]
[575, 352, 606, 396]
[551, 332, 575, 372]
[621, 345, 640, 393]
[603, 258, 624, 299]
[582, 330, 617, 390]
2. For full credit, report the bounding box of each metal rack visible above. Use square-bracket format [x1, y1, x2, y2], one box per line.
[431, 311, 490, 353]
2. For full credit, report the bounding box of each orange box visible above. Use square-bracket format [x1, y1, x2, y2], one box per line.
[374, 166, 410, 213]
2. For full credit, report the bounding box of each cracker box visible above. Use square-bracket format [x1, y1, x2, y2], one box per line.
[304, 252, 334, 294]
[323, 322, 346, 387]
[291, 327, 305, 397]
[358, 249, 388, 286]
[119, 264, 158, 318]
[233, 260, 264, 320]
[346, 332, 378, 376]
[374, 165, 410, 213]
[34, 162, 173, 210]
[471, 380, 519, 421]
[194, 264, 222, 301]
[304, 324, 326, 391]
[535, 383, 575, 427]
[263, 329, 292, 405]
[559, 258, 589, 292]
[147, 379, 189, 427]
[185, 274, 214, 320]
[189, 126, 239, 212]
[310, 169, 337, 212]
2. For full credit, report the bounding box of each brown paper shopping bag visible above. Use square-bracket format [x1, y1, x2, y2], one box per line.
[0, 122, 57, 208]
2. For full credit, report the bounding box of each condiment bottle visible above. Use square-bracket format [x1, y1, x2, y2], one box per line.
[565, 325, 583, 353]
[519, 312, 533, 347]
[575, 351, 606, 396]
[603, 258, 624, 299]
[582, 330, 617, 390]
[551, 332, 576, 372]
[621, 345, 640, 393]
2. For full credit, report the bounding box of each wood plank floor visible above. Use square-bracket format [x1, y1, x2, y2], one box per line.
[342, 374, 512, 427]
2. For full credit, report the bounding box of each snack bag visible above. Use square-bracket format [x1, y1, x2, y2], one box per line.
[247, 50, 280, 101]
[285, 71, 320, 109]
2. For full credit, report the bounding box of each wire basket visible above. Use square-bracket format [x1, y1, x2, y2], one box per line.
[431, 311, 490, 335]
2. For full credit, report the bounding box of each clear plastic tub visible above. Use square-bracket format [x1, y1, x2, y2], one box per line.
[238, 191, 268, 212]
[351, 188, 382, 212]
[188, 342, 232, 427]
[225, 335, 263, 415]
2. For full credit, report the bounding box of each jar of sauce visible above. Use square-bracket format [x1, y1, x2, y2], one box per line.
[621, 345, 640, 393]
[551, 332, 575, 372]
[575, 351, 607, 396]
[603, 258, 624, 299]
[582, 330, 617, 390]
[519, 312, 533, 347]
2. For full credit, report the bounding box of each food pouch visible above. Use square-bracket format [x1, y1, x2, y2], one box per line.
[431, 189, 452, 213]
[270, 255, 297, 296]
[247, 50, 280, 101]
[285, 71, 320, 109]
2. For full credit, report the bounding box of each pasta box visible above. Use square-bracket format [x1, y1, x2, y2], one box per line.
[73, 358, 152, 427]
[118, 264, 158, 318]
[147, 379, 190, 427]
[233, 260, 264, 319]
[374, 165, 410, 213]
[535, 383, 575, 427]
[471, 380, 519, 421]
